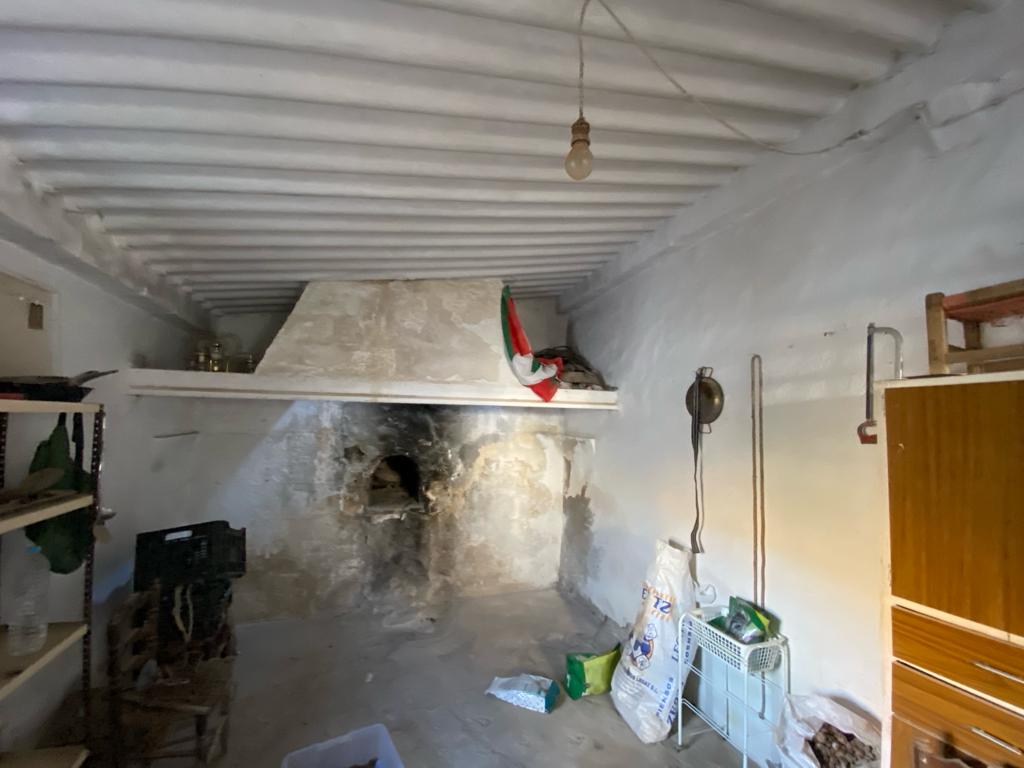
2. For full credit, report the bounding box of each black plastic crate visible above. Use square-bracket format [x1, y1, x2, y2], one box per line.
[134, 520, 246, 591]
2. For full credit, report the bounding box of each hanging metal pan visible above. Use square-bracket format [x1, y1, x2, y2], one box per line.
[685, 369, 724, 425]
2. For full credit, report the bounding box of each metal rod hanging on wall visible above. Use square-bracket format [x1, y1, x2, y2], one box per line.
[857, 323, 904, 444]
[750, 355, 765, 607]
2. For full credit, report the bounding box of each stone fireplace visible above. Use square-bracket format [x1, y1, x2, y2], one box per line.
[161, 278, 594, 622]
[173, 399, 577, 622]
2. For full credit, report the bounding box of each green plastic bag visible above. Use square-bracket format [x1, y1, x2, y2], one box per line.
[709, 596, 775, 644]
[25, 418, 93, 575]
[564, 644, 620, 700]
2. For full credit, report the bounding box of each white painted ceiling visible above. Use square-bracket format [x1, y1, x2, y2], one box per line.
[0, 0, 985, 319]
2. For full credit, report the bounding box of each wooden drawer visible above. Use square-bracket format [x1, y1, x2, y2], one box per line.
[892, 662, 1024, 767]
[893, 606, 1024, 710]
[892, 714, 1005, 767]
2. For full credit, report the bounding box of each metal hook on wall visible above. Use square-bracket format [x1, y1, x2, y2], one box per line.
[857, 323, 904, 444]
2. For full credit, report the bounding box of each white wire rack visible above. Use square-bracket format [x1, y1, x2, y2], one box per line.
[677, 607, 790, 768]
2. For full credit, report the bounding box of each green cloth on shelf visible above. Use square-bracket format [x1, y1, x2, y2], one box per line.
[25, 418, 93, 574]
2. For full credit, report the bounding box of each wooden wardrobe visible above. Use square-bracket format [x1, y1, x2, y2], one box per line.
[884, 374, 1024, 766]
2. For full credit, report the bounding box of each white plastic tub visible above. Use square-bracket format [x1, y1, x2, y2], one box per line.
[281, 724, 404, 768]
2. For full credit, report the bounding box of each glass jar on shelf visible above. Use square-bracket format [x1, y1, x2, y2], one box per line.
[229, 353, 256, 373]
[189, 349, 208, 371]
[208, 342, 225, 372]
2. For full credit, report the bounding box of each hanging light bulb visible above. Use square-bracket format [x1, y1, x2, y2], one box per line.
[565, 116, 593, 181]
[566, 0, 594, 180]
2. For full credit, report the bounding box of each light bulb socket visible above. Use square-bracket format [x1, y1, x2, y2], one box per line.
[570, 116, 591, 147]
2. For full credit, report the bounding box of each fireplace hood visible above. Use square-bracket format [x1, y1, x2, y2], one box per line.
[126, 279, 617, 410]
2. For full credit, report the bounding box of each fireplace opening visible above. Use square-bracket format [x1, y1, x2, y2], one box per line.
[369, 455, 421, 504]
[364, 454, 428, 594]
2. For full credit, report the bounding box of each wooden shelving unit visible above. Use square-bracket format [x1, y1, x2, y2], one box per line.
[0, 401, 101, 415]
[0, 399, 105, 763]
[0, 494, 94, 537]
[0, 623, 88, 702]
[0, 745, 89, 768]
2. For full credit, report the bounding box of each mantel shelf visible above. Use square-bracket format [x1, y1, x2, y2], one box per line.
[0, 746, 89, 768]
[125, 369, 619, 410]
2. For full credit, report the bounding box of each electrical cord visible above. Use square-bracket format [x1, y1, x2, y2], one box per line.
[689, 368, 708, 555]
[577, 0, 592, 120]
[577, 0, 885, 157]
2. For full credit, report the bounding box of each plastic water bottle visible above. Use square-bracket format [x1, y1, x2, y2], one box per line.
[7, 545, 49, 656]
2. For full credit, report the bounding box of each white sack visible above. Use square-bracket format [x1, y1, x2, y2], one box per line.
[611, 540, 697, 744]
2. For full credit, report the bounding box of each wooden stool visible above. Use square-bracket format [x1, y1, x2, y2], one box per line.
[108, 586, 233, 766]
[926, 277, 1024, 374]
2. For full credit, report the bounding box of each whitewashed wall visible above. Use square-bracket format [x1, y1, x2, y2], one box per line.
[566, 3, 1024, 743]
[0, 273, 55, 377]
[515, 297, 567, 351]
[0, 242, 194, 750]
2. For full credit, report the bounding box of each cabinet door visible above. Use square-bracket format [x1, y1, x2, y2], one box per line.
[886, 380, 1024, 634]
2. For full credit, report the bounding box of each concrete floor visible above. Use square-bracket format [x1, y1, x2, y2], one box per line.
[223, 588, 739, 768]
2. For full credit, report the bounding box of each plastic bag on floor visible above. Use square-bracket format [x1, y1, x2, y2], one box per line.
[486, 674, 560, 713]
[775, 694, 881, 768]
[611, 540, 697, 744]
